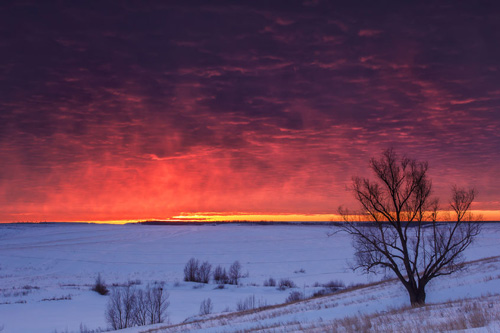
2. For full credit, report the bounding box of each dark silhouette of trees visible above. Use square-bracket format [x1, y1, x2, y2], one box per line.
[184, 258, 199, 282]
[92, 273, 109, 295]
[338, 148, 481, 306]
[105, 283, 169, 329]
[197, 261, 212, 284]
[213, 265, 229, 284]
[228, 261, 243, 285]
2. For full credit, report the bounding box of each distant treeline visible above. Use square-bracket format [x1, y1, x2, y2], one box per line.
[136, 220, 342, 226]
[136, 220, 497, 226]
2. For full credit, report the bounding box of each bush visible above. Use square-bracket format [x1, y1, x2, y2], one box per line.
[184, 259, 212, 284]
[146, 283, 169, 325]
[312, 280, 345, 297]
[229, 261, 243, 285]
[197, 261, 212, 284]
[199, 298, 213, 315]
[127, 279, 142, 286]
[105, 283, 169, 329]
[278, 278, 296, 290]
[106, 285, 136, 330]
[236, 295, 256, 311]
[323, 279, 345, 291]
[213, 265, 229, 284]
[312, 289, 330, 297]
[285, 291, 304, 303]
[92, 273, 109, 295]
[184, 258, 199, 282]
[263, 277, 276, 287]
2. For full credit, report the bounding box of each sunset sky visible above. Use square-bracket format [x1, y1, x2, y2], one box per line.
[1, 1, 499, 222]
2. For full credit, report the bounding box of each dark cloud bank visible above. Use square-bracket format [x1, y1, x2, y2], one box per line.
[1, 1, 499, 221]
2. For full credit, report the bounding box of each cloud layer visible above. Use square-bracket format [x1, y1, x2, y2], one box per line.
[1, 1, 499, 221]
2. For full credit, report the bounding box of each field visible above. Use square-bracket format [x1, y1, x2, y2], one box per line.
[0, 223, 499, 332]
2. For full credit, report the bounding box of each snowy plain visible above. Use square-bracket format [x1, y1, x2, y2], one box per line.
[0, 222, 499, 332]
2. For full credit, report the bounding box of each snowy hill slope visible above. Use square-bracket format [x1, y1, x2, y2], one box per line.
[124, 255, 500, 332]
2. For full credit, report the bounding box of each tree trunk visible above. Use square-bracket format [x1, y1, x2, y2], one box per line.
[407, 285, 426, 306]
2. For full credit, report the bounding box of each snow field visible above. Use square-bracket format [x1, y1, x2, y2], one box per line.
[0, 222, 499, 332]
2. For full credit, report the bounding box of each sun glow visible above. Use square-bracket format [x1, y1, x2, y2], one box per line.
[171, 212, 342, 222]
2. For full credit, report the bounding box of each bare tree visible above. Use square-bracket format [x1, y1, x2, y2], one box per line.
[148, 283, 169, 324]
[106, 285, 136, 329]
[133, 288, 149, 326]
[108, 283, 170, 328]
[197, 261, 212, 284]
[228, 261, 243, 285]
[338, 148, 481, 306]
[184, 258, 199, 282]
[213, 265, 229, 284]
[199, 298, 213, 315]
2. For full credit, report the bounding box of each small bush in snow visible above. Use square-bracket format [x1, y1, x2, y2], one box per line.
[92, 273, 109, 296]
[127, 279, 142, 286]
[184, 258, 200, 282]
[312, 289, 330, 297]
[263, 277, 276, 287]
[285, 291, 304, 303]
[236, 295, 256, 311]
[278, 278, 296, 290]
[197, 261, 212, 284]
[323, 279, 345, 291]
[312, 280, 345, 297]
[229, 261, 243, 285]
[213, 265, 229, 284]
[199, 298, 213, 315]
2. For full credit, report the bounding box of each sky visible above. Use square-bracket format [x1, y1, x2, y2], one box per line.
[1, 1, 499, 222]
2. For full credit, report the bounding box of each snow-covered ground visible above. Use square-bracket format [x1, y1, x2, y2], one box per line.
[0, 223, 499, 332]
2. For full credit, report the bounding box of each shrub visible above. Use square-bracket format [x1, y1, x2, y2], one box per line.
[106, 285, 136, 330]
[323, 279, 345, 291]
[263, 277, 276, 287]
[127, 279, 142, 286]
[278, 278, 296, 290]
[285, 291, 304, 303]
[312, 289, 330, 297]
[92, 273, 109, 296]
[184, 258, 199, 282]
[312, 280, 345, 297]
[199, 298, 213, 315]
[236, 295, 256, 311]
[144, 283, 169, 325]
[105, 283, 169, 329]
[213, 265, 229, 284]
[197, 261, 212, 284]
[133, 289, 149, 326]
[229, 261, 243, 285]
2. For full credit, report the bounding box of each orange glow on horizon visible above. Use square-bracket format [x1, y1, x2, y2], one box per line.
[3, 210, 498, 225]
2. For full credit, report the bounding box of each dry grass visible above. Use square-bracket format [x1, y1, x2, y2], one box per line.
[315, 295, 500, 333]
